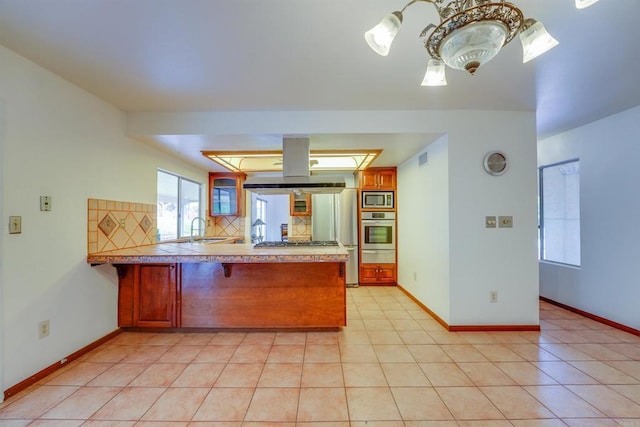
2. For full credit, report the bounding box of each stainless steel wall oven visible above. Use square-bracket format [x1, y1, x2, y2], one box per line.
[361, 211, 395, 250]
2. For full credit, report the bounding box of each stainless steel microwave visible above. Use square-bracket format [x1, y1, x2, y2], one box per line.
[361, 191, 394, 209]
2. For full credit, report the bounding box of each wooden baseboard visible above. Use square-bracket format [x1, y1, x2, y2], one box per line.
[397, 284, 540, 332]
[4, 329, 122, 401]
[448, 324, 540, 332]
[540, 296, 640, 337]
[396, 284, 449, 330]
[121, 327, 340, 333]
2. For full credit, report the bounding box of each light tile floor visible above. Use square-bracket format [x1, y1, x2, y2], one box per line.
[2, 286, 640, 426]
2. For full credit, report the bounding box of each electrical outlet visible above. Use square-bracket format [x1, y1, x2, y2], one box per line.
[39, 320, 50, 338]
[9, 216, 22, 234]
[485, 216, 497, 228]
[119, 218, 126, 228]
[490, 291, 498, 303]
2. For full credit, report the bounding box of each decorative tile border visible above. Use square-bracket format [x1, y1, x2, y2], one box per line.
[88, 198, 157, 254]
[87, 253, 349, 265]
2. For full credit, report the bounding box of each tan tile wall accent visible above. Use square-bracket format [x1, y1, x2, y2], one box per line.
[88, 198, 157, 254]
[291, 216, 312, 238]
[213, 215, 245, 238]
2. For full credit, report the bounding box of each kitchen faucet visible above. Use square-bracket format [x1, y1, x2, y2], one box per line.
[190, 216, 206, 242]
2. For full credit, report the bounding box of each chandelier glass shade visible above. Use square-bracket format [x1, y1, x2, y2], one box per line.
[364, 12, 403, 56]
[421, 58, 447, 86]
[520, 19, 559, 63]
[365, 0, 594, 86]
[438, 21, 508, 74]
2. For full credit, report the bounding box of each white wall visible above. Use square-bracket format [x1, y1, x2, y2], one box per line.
[397, 136, 451, 322]
[447, 119, 539, 326]
[397, 115, 540, 326]
[538, 105, 640, 330]
[0, 46, 208, 394]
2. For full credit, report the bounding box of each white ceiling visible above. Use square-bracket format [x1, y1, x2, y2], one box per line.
[1, 0, 639, 171]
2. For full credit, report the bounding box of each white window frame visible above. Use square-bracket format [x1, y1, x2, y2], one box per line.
[538, 159, 581, 267]
[252, 198, 267, 242]
[157, 170, 202, 241]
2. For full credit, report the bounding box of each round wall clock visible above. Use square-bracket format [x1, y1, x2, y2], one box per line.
[483, 151, 508, 176]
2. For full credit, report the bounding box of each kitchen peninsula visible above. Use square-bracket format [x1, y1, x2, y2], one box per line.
[88, 241, 349, 330]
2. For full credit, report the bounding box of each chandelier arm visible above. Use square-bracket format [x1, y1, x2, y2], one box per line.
[400, 0, 441, 15]
[419, 24, 437, 38]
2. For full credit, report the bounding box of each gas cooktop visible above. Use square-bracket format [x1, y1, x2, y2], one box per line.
[254, 240, 339, 248]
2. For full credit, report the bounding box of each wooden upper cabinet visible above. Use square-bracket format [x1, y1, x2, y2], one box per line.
[209, 172, 246, 217]
[290, 193, 312, 216]
[359, 167, 397, 190]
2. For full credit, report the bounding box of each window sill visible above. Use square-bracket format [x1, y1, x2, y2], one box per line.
[539, 260, 581, 270]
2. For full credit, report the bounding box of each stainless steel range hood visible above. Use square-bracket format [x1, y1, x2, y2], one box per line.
[243, 137, 345, 194]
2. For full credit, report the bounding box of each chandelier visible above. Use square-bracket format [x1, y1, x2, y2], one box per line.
[365, 0, 601, 86]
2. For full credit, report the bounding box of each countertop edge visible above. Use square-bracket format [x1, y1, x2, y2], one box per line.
[87, 253, 349, 265]
[87, 241, 349, 265]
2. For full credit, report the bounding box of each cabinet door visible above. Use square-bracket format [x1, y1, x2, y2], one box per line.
[359, 265, 381, 283]
[134, 264, 177, 328]
[376, 264, 397, 283]
[359, 264, 396, 285]
[376, 170, 397, 190]
[290, 193, 312, 216]
[359, 171, 380, 190]
[209, 173, 245, 216]
[359, 168, 397, 190]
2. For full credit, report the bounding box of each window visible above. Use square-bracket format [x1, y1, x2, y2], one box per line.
[539, 159, 580, 266]
[157, 170, 202, 241]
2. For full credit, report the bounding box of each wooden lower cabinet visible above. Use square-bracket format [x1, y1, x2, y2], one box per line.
[117, 261, 346, 329]
[181, 262, 345, 328]
[117, 263, 178, 328]
[359, 263, 396, 285]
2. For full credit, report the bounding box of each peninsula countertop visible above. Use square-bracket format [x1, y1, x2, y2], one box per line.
[87, 241, 350, 265]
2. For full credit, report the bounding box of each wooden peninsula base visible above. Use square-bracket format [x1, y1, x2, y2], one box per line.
[116, 262, 346, 330]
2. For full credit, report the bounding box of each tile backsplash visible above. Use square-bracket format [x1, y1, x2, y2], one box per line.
[292, 216, 312, 239]
[212, 215, 245, 238]
[88, 198, 156, 254]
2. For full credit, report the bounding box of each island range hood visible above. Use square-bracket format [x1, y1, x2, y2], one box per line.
[243, 137, 346, 194]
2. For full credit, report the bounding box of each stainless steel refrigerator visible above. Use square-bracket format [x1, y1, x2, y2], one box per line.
[312, 189, 359, 286]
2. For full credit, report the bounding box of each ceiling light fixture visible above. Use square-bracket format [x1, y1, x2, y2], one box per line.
[575, 0, 600, 9]
[365, 0, 586, 86]
[202, 149, 382, 172]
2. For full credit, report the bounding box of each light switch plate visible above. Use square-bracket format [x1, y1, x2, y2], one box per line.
[9, 216, 22, 234]
[485, 216, 497, 228]
[499, 216, 513, 228]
